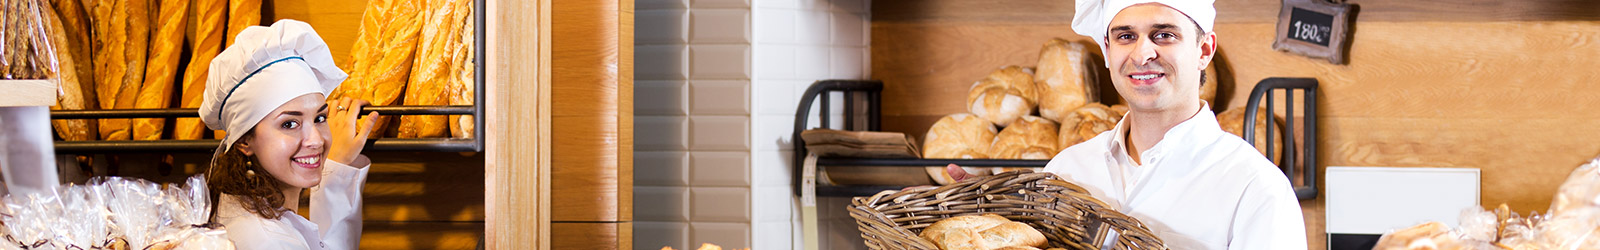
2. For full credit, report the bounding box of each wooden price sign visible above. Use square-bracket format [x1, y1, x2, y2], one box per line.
[1273, 0, 1354, 64]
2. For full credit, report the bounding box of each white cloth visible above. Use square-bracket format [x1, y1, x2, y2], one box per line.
[1041, 104, 1307, 250]
[199, 19, 348, 153]
[216, 159, 370, 250]
[1072, 0, 1216, 65]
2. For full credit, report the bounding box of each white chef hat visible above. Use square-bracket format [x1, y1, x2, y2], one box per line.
[1072, 0, 1215, 63]
[199, 19, 347, 153]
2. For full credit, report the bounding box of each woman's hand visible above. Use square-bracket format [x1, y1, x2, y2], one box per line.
[327, 97, 378, 165]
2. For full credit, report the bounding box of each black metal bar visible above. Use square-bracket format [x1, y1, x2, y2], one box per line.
[868, 90, 881, 131]
[50, 105, 475, 119]
[844, 91, 856, 130]
[55, 138, 479, 154]
[1243, 77, 1320, 200]
[1301, 83, 1319, 200]
[1285, 89, 1298, 184]
[472, 0, 486, 152]
[792, 80, 884, 196]
[820, 92, 831, 129]
[817, 158, 1049, 167]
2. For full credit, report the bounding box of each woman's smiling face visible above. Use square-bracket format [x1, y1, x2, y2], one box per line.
[242, 93, 331, 189]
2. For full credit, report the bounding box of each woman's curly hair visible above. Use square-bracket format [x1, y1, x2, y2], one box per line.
[207, 132, 290, 220]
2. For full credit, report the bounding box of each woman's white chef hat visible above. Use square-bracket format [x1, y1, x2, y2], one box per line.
[199, 19, 347, 153]
[1071, 0, 1215, 66]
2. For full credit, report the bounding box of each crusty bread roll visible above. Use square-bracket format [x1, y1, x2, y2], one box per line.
[992, 116, 1059, 160]
[1217, 107, 1285, 161]
[1058, 103, 1120, 149]
[1035, 39, 1097, 122]
[133, 0, 187, 140]
[175, 0, 226, 140]
[44, 4, 98, 141]
[399, 0, 470, 138]
[1200, 63, 1218, 105]
[923, 113, 998, 184]
[968, 66, 1037, 127]
[919, 214, 1047, 250]
[223, 0, 258, 46]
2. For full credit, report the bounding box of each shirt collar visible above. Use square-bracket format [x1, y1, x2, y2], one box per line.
[1104, 101, 1222, 163]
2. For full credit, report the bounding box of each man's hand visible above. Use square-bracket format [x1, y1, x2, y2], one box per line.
[945, 163, 974, 182]
[327, 97, 378, 166]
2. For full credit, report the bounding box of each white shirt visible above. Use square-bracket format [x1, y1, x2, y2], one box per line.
[217, 159, 370, 250]
[1041, 104, 1307, 250]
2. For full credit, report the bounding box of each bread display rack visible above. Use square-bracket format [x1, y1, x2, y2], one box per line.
[48, 0, 486, 154]
[791, 79, 1320, 200]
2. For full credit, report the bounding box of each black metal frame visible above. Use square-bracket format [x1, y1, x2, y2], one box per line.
[49, 0, 488, 154]
[1242, 77, 1320, 200]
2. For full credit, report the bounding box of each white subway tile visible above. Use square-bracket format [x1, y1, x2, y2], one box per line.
[690, 187, 751, 222]
[689, 80, 751, 115]
[754, 9, 799, 43]
[691, 0, 749, 8]
[635, 186, 691, 221]
[831, 12, 866, 46]
[638, 45, 689, 80]
[796, 10, 832, 45]
[636, 80, 689, 115]
[752, 185, 795, 222]
[752, 149, 795, 186]
[826, 0, 868, 14]
[689, 45, 751, 80]
[794, 46, 830, 79]
[636, 115, 690, 150]
[635, 151, 690, 186]
[638, 0, 688, 10]
[830, 46, 865, 79]
[690, 151, 751, 186]
[691, 222, 753, 249]
[690, 10, 750, 44]
[689, 115, 750, 151]
[751, 80, 798, 115]
[634, 221, 690, 250]
[636, 10, 688, 45]
[751, 115, 794, 151]
[754, 45, 797, 80]
[752, 221, 794, 250]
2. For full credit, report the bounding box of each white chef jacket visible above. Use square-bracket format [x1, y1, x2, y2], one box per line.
[1041, 104, 1307, 250]
[216, 159, 370, 250]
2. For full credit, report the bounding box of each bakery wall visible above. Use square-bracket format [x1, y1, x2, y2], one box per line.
[870, 0, 1600, 249]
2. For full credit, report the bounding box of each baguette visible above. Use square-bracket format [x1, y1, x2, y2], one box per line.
[348, 0, 424, 137]
[44, 2, 99, 141]
[51, 0, 94, 85]
[93, 0, 130, 140]
[223, 0, 258, 46]
[447, 8, 474, 139]
[102, 0, 150, 140]
[132, 0, 186, 140]
[175, 0, 225, 140]
[398, 0, 469, 138]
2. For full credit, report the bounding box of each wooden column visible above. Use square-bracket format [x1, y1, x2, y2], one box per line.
[486, 0, 552, 248]
[550, 0, 634, 248]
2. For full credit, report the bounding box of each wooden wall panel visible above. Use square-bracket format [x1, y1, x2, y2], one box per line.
[550, 0, 633, 248]
[872, 1, 1600, 249]
[486, 0, 552, 248]
[551, 222, 632, 250]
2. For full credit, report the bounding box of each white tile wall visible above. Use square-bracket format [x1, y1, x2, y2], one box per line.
[635, 0, 869, 248]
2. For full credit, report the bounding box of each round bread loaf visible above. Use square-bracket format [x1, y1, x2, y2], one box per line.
[1057, 103, 1121, 149]
[992, 116, 1060, 160]
[918, 214, 1048, 250]
[923, 113, 998, 184]
[1035, 39, 1097, 122]
[968, 66, 1038, 127]
[1216, 106, 1285, 163]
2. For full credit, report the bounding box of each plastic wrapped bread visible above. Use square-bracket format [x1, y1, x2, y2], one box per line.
[923, 113, 998, 184]
[1035, 39, 1097, 122]
[399, 0, 471, 138]
[43, 3, 99, 141]
[133, 0, 187, 140]
[447, 8, 475, 138]
[174, 0, 226, 140]
[1057, 103, 1120, 149]
[2, 0, 60, 80]
[968, 66, 1037, 127]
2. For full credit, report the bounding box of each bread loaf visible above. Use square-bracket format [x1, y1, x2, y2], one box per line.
[398, 0, 470, 138]
[1058, 103, 1119, 149]
[447, 8, 474, 138]
[1035, 39, 1096, 122]
[1216, 107, 1284, 161]
[223, 0, 258, 46]
[968, 66, 1037, 127]
[44, 3, 98, 141]
[923, 113, 997, 185]
[95, 0, 150, 141]
[174, 0, 225, 140]
[132, 0, 187, 140]
[344, 0, 424, 137]
[51, 0, 94, 86]
[1200, 63, 1218, 105]
[991, 116, 1059, 160]
[919, 214, 1047, 250]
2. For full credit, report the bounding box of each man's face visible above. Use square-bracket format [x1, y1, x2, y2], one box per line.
[1104, 3, 1215, 112]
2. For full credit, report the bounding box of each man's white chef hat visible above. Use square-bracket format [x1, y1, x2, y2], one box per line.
[199, 19, 347, 153]
[1071, 0, 1215, 62]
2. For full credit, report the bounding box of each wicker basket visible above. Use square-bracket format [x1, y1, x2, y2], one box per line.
[849, 170, 1165, 250]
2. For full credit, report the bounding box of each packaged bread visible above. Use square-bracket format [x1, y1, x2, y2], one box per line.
[174, 0, 226, 140]
[223, 0, 258, 46]
[919, 214, 1047, 250]
[133, 0, 187, 140]
[398, 0, 471, 138]
[42, 2, 99, 141]
[1216, 106, 1285, 161]
[1057, 103, 1120, 148]
[923, 113, 998, 184]
[968, 66, 1037, 127]
[447, 8, 475, 139]
[343, 0, 425, 137]
[1034, 39, 1097, 122]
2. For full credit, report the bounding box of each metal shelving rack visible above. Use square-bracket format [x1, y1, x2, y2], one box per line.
[791, 78, 1320, 200]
